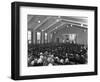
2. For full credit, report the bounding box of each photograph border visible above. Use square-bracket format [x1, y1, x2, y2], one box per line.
[11, 1, 98, 80]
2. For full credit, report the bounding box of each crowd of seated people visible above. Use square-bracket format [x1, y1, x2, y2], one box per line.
[28, 43, 88, 66]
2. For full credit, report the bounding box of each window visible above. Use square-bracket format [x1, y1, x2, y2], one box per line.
[45, 33, 48, 43]
[69, 34, 76, 41]
[69, 34, 76, 43]
[28, 31, 32, 44]
[37, 32, 41, 44]
[64, 34, 76, 43]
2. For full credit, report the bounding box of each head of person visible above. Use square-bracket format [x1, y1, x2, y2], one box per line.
[81, 55, 85, 58]
[34, 58, 38, 63]
[55, 56, 59, 60]
[47, 57, 52, 63]
[44, 51, 48, 55]
[76, 54, 80, 58]
[40, 55, 44, 59]
[48, 63, 53, 66]
[57, 57, 60, 62]
[83, 46, 86, 50]
[31, 60, 35, 65]
[51, 54, 54, 58]
[66, 53, 68, 57]
[60, 59, 64, 63]
[37, 58, 43, 64]
[65, 58, 69, 63]
[40, 52, 43, 55]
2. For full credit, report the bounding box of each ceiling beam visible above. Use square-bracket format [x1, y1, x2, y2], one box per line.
[43, 19, 61, 31]
[61, 19, 87, 25]
[48, 23, 66, 33]
[34, 17, 51, 30]
[43, 18, 87, 33]
[49, 22, 87, 34]
[28, 15, 37, 24]
[47, 20, 87, 33]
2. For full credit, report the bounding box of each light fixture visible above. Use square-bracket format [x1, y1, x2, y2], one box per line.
[56, 19, 59, 22]
[70, 24, 72, 27]
[81, 24, 83, 27]
[83, 29, 86, 32]
[66, 25, 68, 28]
[58, 16, 61, 18]
[38, 20, 41, 23]
[41, 29, 44, 32]
[55, 27, 58, 29]
[54, 32, 56, 34]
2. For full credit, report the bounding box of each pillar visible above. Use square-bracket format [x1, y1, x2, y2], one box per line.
[41, 31, 45, 44]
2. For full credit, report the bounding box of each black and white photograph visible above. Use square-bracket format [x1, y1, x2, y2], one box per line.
[27, 15, 88, 67]
[11, 2, 97, 80]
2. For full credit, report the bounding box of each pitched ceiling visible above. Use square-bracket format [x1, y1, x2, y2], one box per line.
[28, 15, 88, 33]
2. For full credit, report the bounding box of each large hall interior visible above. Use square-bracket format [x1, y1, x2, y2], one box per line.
[28, 15, 88, 67]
